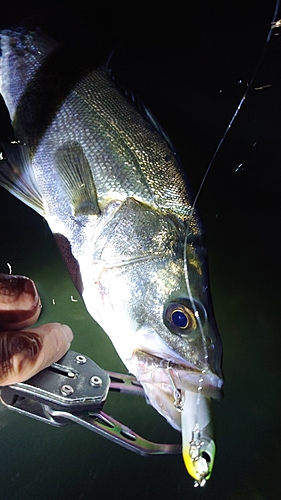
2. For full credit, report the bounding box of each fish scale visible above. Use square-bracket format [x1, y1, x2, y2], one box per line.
[2, 29, 196, 219]
[0, 27, 223, 485]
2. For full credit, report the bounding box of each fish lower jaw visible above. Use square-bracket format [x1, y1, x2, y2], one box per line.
[130, 348, 223, 400]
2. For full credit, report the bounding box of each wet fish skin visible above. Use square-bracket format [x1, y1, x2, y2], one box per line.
[0, 28, 223, 436]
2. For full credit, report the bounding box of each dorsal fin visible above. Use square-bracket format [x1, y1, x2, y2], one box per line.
[103, 66, 178, 155]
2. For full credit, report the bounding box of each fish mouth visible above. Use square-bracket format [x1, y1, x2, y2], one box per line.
[131, 348, 223, 401]
[130, 348, 222, 431]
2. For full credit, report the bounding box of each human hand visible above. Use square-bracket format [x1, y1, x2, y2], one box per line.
[0, 273, 73, 386]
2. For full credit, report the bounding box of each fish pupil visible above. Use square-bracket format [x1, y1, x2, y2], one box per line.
[172, 310, 188, 328]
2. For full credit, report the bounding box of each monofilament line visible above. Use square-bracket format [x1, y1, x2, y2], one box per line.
[192, 0, 281, 209]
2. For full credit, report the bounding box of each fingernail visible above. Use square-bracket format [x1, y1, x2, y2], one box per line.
[23, 278, 39, 305]
[0, 274, 38, 306]
[0, 275, 40, 329]
[0, 273, 22, 301]
[60, 324, 74, 343]
[0, 330, 43, 384]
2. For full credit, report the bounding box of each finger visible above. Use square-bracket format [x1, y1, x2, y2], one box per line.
[0, 274, 41, 330]
[0, 322, 73, 386]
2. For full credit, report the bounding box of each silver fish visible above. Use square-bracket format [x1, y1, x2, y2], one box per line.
[0, 28, 223, 484]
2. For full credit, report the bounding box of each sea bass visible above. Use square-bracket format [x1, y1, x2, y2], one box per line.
[0, 28, 223, 485]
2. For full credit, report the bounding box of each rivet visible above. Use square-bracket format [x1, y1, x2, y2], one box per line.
[60, 384, 74, 396]
[90, 376, 102, 387]
[75, 354, 87, 364]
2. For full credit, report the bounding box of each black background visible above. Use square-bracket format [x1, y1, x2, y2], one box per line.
[0, 1, 281, 499]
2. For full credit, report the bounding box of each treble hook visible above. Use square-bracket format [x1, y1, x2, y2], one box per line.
[151, 359, 184, 411]
[164, 362, 184, 411]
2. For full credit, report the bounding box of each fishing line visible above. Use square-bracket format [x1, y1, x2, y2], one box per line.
[183, 228, 208, 375]
[183, 230, 209, 369]
[183, 227, 210, 484]
[192, 0, 281, 208]
[182, 1, 281, 482]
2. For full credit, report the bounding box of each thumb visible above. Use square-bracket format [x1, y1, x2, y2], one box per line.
[0, 322, 73, 386]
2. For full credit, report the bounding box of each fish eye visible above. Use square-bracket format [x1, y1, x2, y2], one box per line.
[172, 309, 189, 328]
[164, 302, 196, 335]
[163, 298, 206, 336]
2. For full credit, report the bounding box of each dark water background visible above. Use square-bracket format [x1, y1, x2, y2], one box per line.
[0, 1, 281, 499]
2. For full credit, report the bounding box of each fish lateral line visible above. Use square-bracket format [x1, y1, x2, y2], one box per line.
[93, 253, 174, 269]
[0, 26, 224, 486]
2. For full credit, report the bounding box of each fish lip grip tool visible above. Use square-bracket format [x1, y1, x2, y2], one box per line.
[0, 350, 181, 456]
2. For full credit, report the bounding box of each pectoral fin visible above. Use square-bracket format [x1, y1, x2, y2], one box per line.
[54, 142, 100, 216]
